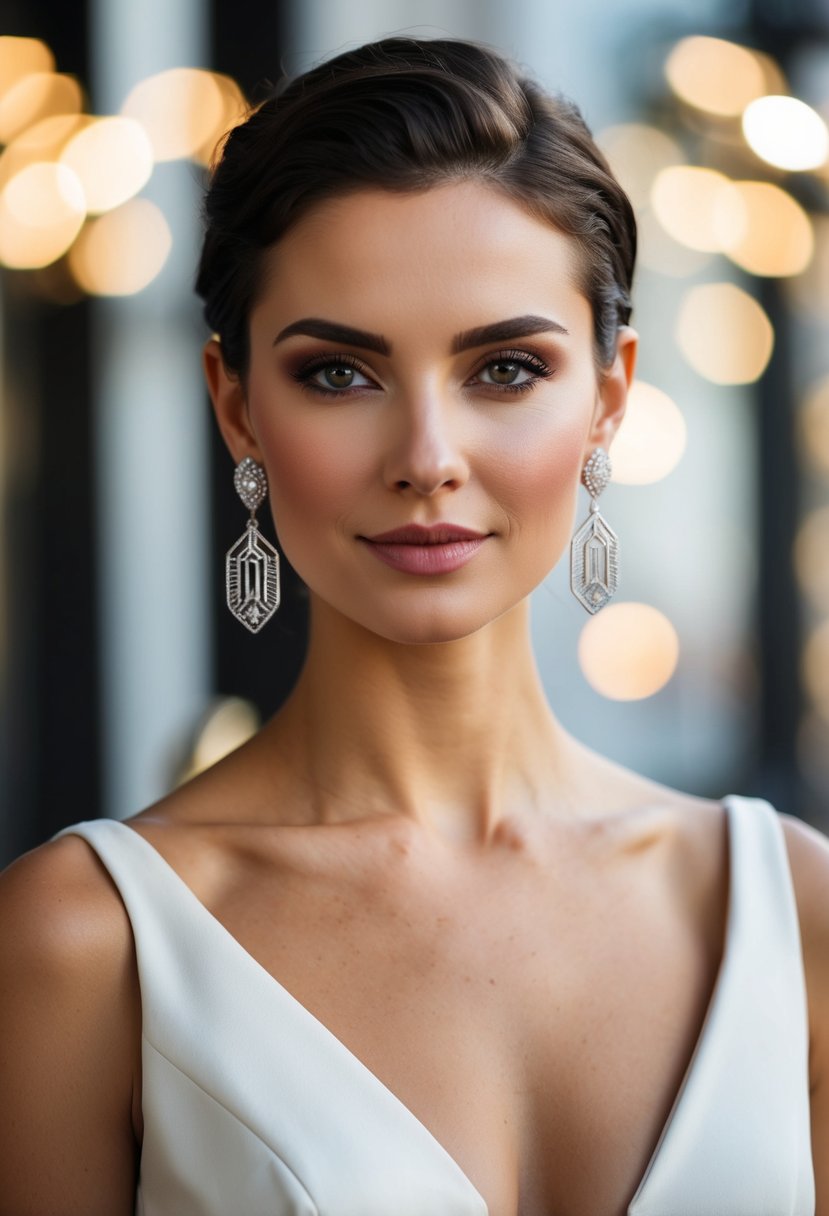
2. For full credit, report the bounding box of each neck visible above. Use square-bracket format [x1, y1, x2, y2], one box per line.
[266, 596, 587, 843]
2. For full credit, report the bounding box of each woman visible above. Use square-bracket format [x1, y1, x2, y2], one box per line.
[1, 36, 827, 1216]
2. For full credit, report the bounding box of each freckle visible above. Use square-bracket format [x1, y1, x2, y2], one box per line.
[489, 977, 496, 985]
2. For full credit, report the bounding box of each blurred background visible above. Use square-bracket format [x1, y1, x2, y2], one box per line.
[2, 0, 829, 863]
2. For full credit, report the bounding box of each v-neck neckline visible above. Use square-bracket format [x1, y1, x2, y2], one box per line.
[109, 796, 737, 1215]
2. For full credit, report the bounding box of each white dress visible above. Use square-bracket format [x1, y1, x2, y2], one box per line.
[54, 795, 815, 1215]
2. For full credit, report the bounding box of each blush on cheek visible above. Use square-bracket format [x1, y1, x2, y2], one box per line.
[495, 419, 587, 590]
[499, 417, 585, 511]
[255, 421, 364, 566]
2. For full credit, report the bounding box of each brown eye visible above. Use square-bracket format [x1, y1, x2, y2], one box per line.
[488, 360, 522, 385]
[320, 364, 355, 388]
[472, 351, 550, 392]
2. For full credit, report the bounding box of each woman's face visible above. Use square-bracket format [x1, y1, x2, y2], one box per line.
[207, 179, 636, 645]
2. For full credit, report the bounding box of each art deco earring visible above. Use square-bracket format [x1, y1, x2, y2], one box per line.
[226, 456, 281, 633]
[570, 446, 618, 614]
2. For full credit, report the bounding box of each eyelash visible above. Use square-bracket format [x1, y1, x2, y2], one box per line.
[289, 349, 554, 399]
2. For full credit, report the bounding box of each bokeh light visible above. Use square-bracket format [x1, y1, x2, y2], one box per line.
[721, 181, 813, 276]
[794, 507, 829, 611]
[0, 72, 83, 144]
[193, 72, 248, 166]
[636, 208, 713, 277]
[121, 68, 226, 162]
[786, 215, 829, 317]
[0, 113, 89, 191]
[801, 618, 829, 723]
[798, 375, 829, 475]
[651, 165, 743, 252]
[742, 95, 829, 171]
[578, 603, 680, 701]
[676, 282, 774, 384]
[68, 198, 172, 295]
[611, 381, 687, 485]
[596, 123, 685, 210]
[665, 36, 767, 117]
[0, 161, 85, 268]
[797, 711, 829, 790]
[0, 36, 54, 99]
[177, 696, 261, 784]
[60, 116, 153, 214]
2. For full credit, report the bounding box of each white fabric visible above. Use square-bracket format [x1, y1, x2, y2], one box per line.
[55, 795, 815, 1215]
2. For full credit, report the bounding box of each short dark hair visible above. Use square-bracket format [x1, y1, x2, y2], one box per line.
[195, 37, 636, 380]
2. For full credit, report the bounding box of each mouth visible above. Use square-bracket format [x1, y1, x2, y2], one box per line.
[358, 523, 491, 575]
[362, 523, 489, 544]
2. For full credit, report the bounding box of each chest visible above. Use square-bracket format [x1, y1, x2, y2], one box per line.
[168, 831, 726, 1216]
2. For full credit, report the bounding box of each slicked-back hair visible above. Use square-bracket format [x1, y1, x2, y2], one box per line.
[195, 38, 637, 380]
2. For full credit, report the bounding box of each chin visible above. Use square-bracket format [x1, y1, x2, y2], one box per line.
[350, 593, 523, 647]
[371, 617, 491, 647]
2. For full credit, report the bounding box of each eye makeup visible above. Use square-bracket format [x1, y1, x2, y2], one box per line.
[287, 347, 556, 400]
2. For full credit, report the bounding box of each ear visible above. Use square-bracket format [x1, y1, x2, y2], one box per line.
[202, 338, 265, 465]
[584, 326, 638, 454]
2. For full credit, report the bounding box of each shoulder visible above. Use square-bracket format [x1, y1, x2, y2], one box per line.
[778, 811, 829, 994]
[778, 808, 829, 920]
[0, 830, 134, 970]
[0, 834, 140, 1215]
[775, 811, 829, 1197]
[0, 829, 139, 1065]
[777, 814, 829, 1069]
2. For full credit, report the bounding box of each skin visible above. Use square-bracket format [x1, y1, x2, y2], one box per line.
[0, 179, 827, 1216]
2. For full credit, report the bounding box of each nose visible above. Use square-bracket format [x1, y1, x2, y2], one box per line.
[382, 393, 470, 495]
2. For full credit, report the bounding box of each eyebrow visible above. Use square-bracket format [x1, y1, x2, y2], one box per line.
[273, 314, 569, 355]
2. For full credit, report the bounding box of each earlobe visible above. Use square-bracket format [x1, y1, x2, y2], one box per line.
[202, 338, 263, 465]
[587, 325, 638, 452]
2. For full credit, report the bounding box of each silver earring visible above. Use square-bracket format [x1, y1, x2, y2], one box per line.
[226, 456, 281, 633]
[570, 447, 618, 614]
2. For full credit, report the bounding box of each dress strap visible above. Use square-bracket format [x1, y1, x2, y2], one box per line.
[630, 795, 814, 1214]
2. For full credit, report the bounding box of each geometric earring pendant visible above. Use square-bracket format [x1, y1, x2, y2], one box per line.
[226, 520, 281, 633]
[570, 508, 619, 614]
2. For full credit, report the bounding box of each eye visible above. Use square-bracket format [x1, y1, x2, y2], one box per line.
[291, 355, 377, 396]
[470, 349, 553, 393]
[308, 362, 373, 390]
[478, 359, 534, 387]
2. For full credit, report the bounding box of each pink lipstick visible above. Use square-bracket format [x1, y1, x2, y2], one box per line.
[360, 523, 490, 575]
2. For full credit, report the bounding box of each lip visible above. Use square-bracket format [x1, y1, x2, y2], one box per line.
[359, 523, 491, 575]
[365, 523, 488, 544]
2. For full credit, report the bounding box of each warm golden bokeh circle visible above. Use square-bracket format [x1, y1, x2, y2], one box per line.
[610, 381, 687, 485]
[596, 122, 685, 210]
[0, 161, 86, 268]
[578, 603, 680, 701]
[665, 36, 768, 117]
[676, 282, 774, 384]
[68, 198, 172, 295]
[802, 619, 829, 722]
[743, 95, 829, 171]
[794, 507, 829, 611]
[798, 376, 829, 475]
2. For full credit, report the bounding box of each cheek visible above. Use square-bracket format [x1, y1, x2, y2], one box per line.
[482, 403, 589, 542]
[251, 407, 368, 543]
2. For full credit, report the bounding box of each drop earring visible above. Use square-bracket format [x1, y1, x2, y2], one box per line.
[226, 456, 281, 633]
[570, 447, 618, 614]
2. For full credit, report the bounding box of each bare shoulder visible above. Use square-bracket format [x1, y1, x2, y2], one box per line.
[0, 835, 139, 1216]
[775, 811, 829, 1203]
[778, 809, 829, 931]
[777, 812, 829, 1049]
[0, 830, 133, 950]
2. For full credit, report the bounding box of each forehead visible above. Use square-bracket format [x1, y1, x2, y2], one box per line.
[253, 180, 591, 342]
